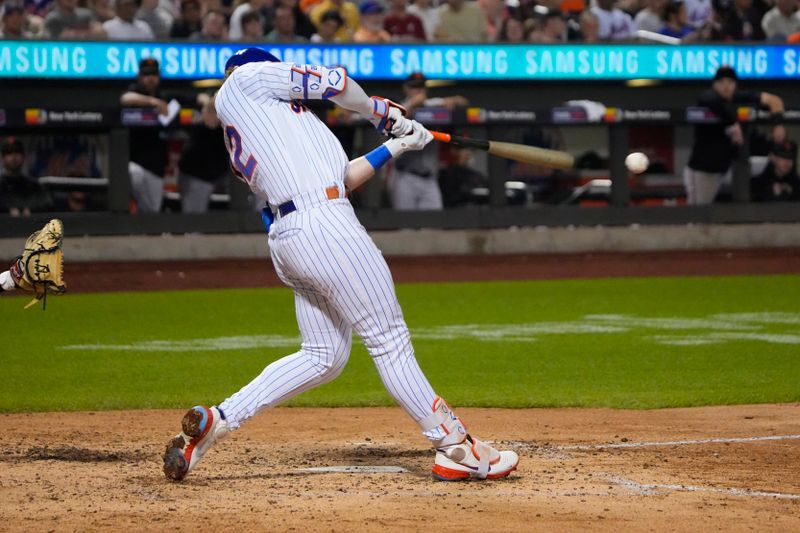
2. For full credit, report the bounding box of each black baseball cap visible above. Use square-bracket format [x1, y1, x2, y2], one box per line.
[405, 72, 426, 88]
[713, 65, 737, 81]
[0, 137, 25, 155]
[771, 139, 797, 160]
[1, 137, 24, 156]
[138, 58, 160, 75]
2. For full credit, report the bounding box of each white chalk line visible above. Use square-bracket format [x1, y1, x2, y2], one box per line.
[557, 434, 800, 451]
[58, 311, 800, 352]
[496, 434, 800, 452]
[299, 465, 408, 474]
[607, 475, 800, 500]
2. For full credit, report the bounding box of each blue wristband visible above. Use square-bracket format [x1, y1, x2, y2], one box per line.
[364, 144, 393, 170]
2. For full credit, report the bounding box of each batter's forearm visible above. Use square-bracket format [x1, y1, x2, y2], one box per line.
[345, 140, 401, 191]
[345, 127, 431, 191]
[328, 77, 374, 117]
[344, 157, 377, 191]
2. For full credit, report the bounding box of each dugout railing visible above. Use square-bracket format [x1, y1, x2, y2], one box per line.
[1, 104, 800, 238]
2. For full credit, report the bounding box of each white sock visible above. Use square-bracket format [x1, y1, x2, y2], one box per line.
[0, 271, 15, 291]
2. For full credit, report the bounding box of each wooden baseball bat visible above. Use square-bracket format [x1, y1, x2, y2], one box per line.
[430, 131, 574, 170]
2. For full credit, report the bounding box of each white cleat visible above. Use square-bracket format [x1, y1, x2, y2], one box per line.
[432, 435, 519, 481]
[163, 405, 229, 481]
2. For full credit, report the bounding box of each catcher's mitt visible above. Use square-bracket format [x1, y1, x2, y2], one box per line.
[9, 219, 66, 309]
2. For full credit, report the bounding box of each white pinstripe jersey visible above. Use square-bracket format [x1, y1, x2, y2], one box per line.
[215, 61, 349, 206]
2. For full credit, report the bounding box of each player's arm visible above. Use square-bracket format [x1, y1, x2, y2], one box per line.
[120, 91, 169, 116]
[295, 64, 412, 136]
[252, 62, 412, 136]
[761, 92, 786, 143]
[344, 121, 433, 191]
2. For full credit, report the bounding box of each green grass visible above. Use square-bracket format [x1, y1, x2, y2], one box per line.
[1, 275, 799, 412]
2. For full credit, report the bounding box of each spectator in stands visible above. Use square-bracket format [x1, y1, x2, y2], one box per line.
[310, 0, 359, 40]
[659, 0, 697, 38]
[205, 0, 236, 19]
[277, 0, 316, 39]
[230, 0, 272, 40]
[634, 0, 668, 33]
[529, 10, 567, 42]
[685, 0, 713, 28]
[479, 0, 507, 41]
[1, 4, 32, 38]
[190, 9, 228, 40]
[310, 8, 343, 41]
[300, 0, 323, 15]
[177, 93, 230, 213]
[265, 4, 307, 40]
[437, 0, 488, 41]
[353, 0, 390, 41]
[169, 0, 203, 38]
[44, 0, 104, 38]
[761, 0, 800, 40]
[591, 0, 634, 40]
[384, 0, 426, 42]
[239, 9, 265, 39]
[439, 145, 488, 207]
[407, 0, 440, 39]
[577, 8, 600, 41]
[120, 59, 170, 213]
[88, 0, 116, 23]
[103, 0, 155, 39]
[751, 140, 800, 201]
[13, 0, 48, 19]
[0, 138, 51, 217]
[711, 0, 766, 40]
[137, 0, 174, 39]
[389, 73, 469, 210]
[497, 15, 526, 41]
[684, 66, 786, 204]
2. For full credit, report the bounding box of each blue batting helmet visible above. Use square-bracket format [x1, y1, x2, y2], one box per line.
[225, 47, 280, 74]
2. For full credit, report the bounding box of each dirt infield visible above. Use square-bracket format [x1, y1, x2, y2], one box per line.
[1, 405, 798, 532]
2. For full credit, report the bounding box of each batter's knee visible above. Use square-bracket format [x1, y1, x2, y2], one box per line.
[363, 326, 414, 364]
[302, 335, 352, 382]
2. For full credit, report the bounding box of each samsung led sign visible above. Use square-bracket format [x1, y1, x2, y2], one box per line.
[1, 41, 799, 80]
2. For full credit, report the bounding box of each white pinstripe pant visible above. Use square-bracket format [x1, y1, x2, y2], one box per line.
[219, 197, 443, 440]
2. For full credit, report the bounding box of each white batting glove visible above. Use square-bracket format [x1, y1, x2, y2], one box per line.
[384, 120, 434, 157]
[389, 110, 413, 137]
[368, 97, 412, 136]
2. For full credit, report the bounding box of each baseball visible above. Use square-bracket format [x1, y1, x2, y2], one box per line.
[625, 152, 649, 174]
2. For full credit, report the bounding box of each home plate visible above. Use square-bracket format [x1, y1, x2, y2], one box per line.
[299, 466, 409, 474]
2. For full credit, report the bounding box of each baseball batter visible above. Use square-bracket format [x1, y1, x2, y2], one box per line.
[162, 48, 519, 482]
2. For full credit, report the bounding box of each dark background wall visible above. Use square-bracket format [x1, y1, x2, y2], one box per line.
[3, 78, 799, 110]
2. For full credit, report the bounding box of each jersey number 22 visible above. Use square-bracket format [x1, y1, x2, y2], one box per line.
[225, 126, 257, 182]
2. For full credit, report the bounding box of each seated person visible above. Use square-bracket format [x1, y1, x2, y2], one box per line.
[751, 140, 800, 202]
[0, 138, 51, 217]
[310, 9, 344, 42]
[659, 1, 696, 39]
[353, 0, 390, 42]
